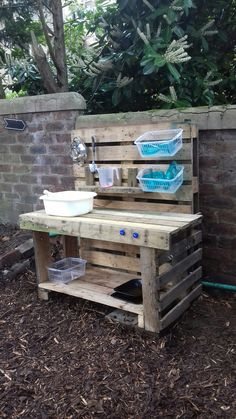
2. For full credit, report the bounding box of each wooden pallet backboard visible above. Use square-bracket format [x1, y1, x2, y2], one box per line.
[72, 121, 199, 277]
[72, 121, 199, 214]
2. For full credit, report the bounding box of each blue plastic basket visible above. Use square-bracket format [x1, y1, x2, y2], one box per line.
[137, 165, 184, 193]
[134, 129, 183, 158]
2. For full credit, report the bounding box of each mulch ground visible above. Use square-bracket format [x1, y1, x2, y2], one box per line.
[0, 228, 235, 418]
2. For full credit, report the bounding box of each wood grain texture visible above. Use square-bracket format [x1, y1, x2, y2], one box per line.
[62, 235, 79, 257]
[159, 267, 202, 310]
[72, 123, 197, 143]
[140, 247, 159, 332]
[158, 248, 202, 287]
[160, 284, 202, 330]
[72, 122, 199, 215]
[38, 266, 143, 315]
[32, 231, 51, 284]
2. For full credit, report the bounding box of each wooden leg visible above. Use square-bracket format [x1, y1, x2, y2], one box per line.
[33, 231, 51, 285]
[62, 235, 79, 257]
[38, 289, 49, 301]
[138, 314, 144, 329]
[140, 247, 159, 333]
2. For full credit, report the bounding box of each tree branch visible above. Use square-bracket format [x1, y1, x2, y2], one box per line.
[51, 0, 68, 91]
[0, 77, 5, 99]
[30, 31, 59, 93]
[37, 0, 60, 72]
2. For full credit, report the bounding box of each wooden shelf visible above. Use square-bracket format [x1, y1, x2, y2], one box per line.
[39, 266, 143, 315]
[76, 184, 198, 200]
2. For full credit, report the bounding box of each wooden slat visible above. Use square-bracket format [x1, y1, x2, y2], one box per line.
[85, 143, 192, 162]
[84, 166, 95, 185]
[81, 250, 140, 272]
[159, 267, 202, 311]
[38, 267, 143, 315]
[159, 231, 202, 265]
[76, 184, 194, 201]
[140, 247, 159, 332]
[74, 163, 194, 181]
[20, 211, 174, 250]
[85, 209, 202, 227]
[62, 236, 79, 257]
[71, 123, 197, 143]
[160, 284, 202, 330]
[128, 168, 138, 187]
[80, 238, 139, 255]
[94, 199, 192, 213]
[158, 248, 202, 287]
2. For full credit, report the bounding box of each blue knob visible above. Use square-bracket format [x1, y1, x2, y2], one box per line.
[133, 232, 139, 239]
[120, 229, 125, 236]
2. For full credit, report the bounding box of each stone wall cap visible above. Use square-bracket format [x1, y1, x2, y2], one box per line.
[0, 92, 86, 115]
[76, 104, 236, 130]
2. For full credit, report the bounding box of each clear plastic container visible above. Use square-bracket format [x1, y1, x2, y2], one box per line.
[97, 167, 120, 188]
[137, 165, 184, 193]
[134, 128, 183, 158]
[47, 257, 87, 284]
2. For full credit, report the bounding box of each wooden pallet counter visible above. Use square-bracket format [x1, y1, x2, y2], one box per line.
[20, 209, 203, 333]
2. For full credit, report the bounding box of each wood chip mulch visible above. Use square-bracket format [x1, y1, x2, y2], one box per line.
[0, 267, 235, 419]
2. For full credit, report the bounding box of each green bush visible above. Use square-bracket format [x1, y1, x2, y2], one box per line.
[71, 0, 235, 113]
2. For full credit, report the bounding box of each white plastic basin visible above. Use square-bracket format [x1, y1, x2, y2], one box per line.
[39, 190, 97, 217]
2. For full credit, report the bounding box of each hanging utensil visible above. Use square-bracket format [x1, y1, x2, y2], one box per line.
[70, 137, 87, 165]
[89, 135, 98, 173]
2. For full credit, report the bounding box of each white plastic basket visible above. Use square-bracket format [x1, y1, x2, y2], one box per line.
[134, 128, 183, 158]
[137, 165, 184, 193]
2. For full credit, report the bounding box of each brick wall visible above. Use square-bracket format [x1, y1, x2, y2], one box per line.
[0, 93, 85, 223]
[199, 130, 236, 284]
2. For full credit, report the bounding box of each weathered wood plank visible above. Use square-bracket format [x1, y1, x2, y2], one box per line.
[159, 231, 202, 265]
[32, 231, 51, 284]
[140, 247, 159, 332]
[74, 163, 193, 181]
[72, 123, 196, 143]
[62, 235, 79, 257]
[38, 267, 143, 315]
[158, 248, 202, 287]
[128, 168, 138, 187]
[20, 212, 173, 250]
[84, 209, 202, 227]
[80, 238, 139, 255]
[75, 184, 194, 201]
[159, 267, 202, 310]
[94, 199, 192, 213]
[84, 166, 95, 185]
[84, 143, 192, 162]
[81, 250, 140, 272]
[160, 284, 202, 330]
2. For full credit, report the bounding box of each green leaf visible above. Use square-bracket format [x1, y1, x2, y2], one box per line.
[112, 89, 121, 106]
[167, 63, 181, 81]
[201, 37, 208, 51]
[154, 54, 166, 67]
[140, 57, 153, 67]
[173, 26, 185, 37]
[142, 62, 155, 75]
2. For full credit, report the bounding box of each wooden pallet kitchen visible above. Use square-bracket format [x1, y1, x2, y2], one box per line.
[19, 122, 203, 333]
